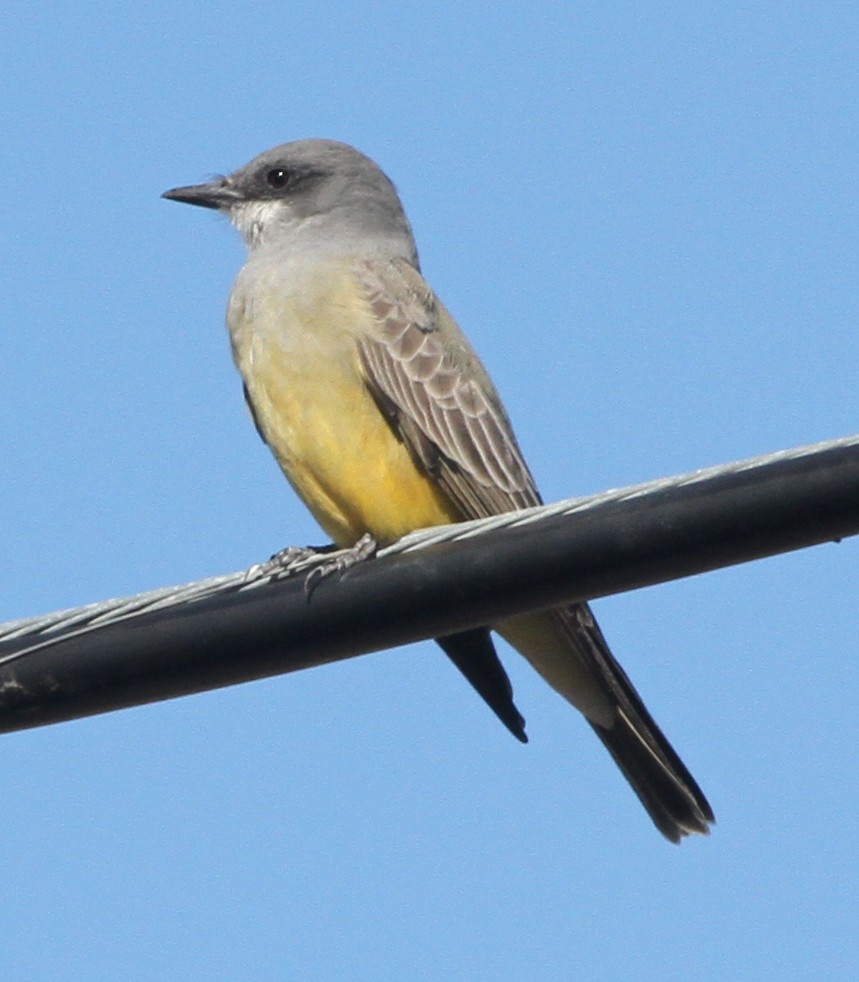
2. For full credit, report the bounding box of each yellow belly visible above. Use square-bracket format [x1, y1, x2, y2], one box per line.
[254, 348, 457, 546]
[230, 263, 459, 546]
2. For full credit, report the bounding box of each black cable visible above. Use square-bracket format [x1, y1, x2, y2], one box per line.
[1, 434, 857, 734]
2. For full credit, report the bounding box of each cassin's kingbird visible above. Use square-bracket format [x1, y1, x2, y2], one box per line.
[163, 139, 714, 841]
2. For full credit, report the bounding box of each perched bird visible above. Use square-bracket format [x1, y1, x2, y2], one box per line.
[163, 139, 714, 841]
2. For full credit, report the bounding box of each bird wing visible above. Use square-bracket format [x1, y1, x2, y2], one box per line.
[353, 257, 540, 521]
[353, 257, 539, 742]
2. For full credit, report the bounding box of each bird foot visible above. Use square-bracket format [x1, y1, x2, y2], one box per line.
[244, 533, 378, 596]
[302, 533, 378, 595]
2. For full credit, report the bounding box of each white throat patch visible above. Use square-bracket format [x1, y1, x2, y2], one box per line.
[230, 200, 284, 248]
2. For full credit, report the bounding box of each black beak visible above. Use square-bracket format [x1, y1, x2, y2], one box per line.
[162, 179, 240, 210]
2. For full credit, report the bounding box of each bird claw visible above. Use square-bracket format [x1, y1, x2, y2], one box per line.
[302, 533, 378, 596]
[244, 533, 378, 596]
[244, 545, 326, 583]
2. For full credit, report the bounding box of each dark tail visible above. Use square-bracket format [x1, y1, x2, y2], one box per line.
[571, 605, 714, 842]
[590, 710, 713, 842]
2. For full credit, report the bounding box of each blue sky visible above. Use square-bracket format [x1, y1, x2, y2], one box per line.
[2, 3, 858, 979]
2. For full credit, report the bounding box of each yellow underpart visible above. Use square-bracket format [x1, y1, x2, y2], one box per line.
[229, 259, 459, 547]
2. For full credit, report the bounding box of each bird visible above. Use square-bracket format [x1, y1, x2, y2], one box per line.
[163, 139, 714, 841]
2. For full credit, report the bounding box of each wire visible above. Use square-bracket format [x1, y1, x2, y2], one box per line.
[1, 432, 857, 733]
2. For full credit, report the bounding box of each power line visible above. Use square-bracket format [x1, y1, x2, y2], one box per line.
[1, 433, 857, 734]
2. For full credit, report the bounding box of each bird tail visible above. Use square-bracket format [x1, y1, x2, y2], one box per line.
[574, 608, 714, 842]
[589, 707, 713, 843]
[499, 604, 714, 842]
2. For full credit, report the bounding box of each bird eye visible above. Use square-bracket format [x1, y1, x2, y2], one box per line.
[266, 168, 289, 189]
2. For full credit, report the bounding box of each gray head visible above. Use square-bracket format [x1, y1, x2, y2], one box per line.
[163, 139, 418, 264]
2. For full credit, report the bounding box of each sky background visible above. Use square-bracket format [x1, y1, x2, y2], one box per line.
[2, 3, 858, 979]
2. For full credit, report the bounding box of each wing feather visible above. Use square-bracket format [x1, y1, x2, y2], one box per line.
[354, 258, 539, 521]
